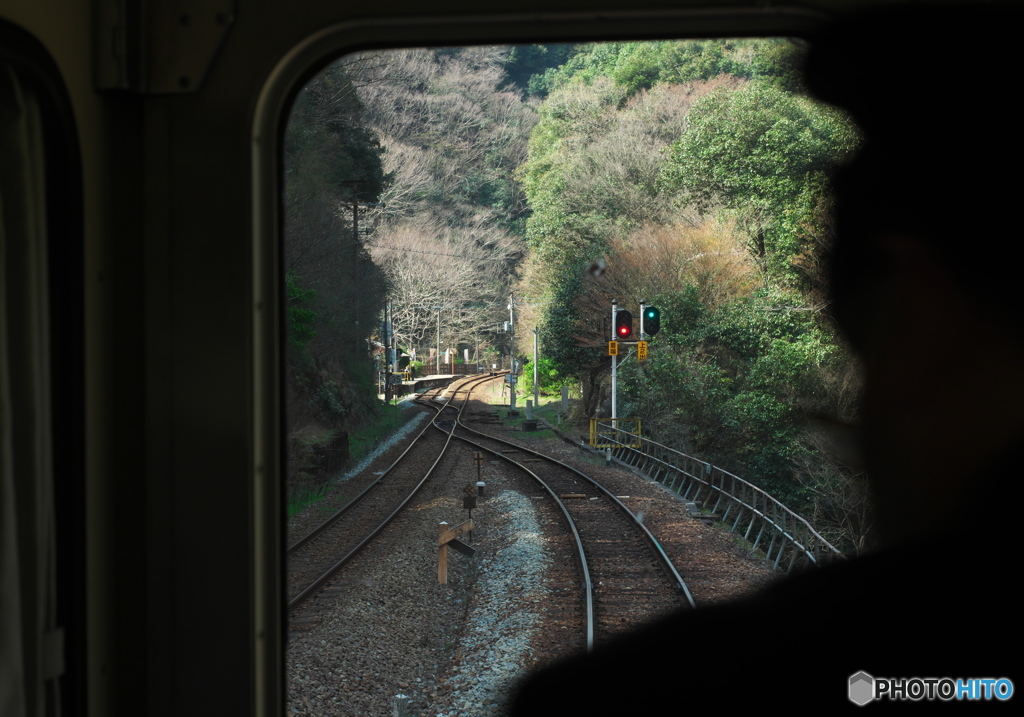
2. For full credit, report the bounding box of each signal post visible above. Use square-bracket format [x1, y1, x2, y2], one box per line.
[608, 299, 660, 421]
[610, 300, 628, 419]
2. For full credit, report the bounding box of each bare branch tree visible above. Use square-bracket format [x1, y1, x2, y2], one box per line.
[351, 47, 535, 358]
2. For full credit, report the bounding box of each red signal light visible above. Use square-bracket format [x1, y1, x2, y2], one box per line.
[614, 310, 633, 339]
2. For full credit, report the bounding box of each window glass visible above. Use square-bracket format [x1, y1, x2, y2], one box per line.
[283, 40, 862, 716]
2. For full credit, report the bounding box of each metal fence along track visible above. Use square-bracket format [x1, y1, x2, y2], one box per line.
[593, 422, 844, 572]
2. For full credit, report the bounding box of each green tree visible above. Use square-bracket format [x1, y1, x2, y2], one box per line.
[659, 80, 859, 283]
[283, 58, 392, 450]
[518, 356, 565, 396]
[659, 81, 858, 215]
[526, 39, 805, 99]
[285, 272, 317, 351]
[505, 44, 580, 93]
[514, 38, 865, 519]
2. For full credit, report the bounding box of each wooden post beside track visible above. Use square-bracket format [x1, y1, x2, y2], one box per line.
[437, 519, 475, 584]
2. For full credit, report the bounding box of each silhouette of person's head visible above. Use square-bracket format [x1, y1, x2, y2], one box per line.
[807, 4, 1024, 543]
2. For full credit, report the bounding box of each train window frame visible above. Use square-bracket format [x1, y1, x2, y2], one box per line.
[252, 9, 838, 715]
[0, 17, 85, 717]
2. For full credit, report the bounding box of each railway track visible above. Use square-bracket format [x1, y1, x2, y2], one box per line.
[286, 372, 502, 612]
[439, 387, 695, 655]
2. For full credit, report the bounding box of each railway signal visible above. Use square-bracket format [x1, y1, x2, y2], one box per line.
[612, 300, 657, 419]
[614, 310, 633, 339]
[643, 306, 661, 336]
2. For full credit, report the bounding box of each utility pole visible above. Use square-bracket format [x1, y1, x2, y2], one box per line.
[341, 182, 391, 404]
[533, 327, 539, 409]
[508, 294, 516, 412]
[509, 295, 515, 370]
[352, 197, 359, 280]
[390, 304, 397, 374]
[391, 303, 398, 402]
[338, 181, 365, 275]
[383, 303, 392, 404]
[436, 306, 441, 375]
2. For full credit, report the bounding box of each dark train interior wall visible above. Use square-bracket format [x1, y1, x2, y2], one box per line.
[1, 17, 85, 716]
[0, 1, 992, 715]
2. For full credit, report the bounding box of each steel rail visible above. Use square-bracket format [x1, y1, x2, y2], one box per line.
[439, 428, 596, 652]
[287, 390, 445, 556]
[286, 373, 498, 611]
[453, 416, 696, 610]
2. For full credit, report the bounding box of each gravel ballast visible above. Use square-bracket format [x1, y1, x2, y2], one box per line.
[433, 490, 551, 717]
[287, 382, 780, 715]
[287, 437, 557, 717]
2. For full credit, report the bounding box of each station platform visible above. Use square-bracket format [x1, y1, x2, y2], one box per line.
[384, 374, 455, 397]
[408, 374, 456, 392]
[386, 368, 503, 397]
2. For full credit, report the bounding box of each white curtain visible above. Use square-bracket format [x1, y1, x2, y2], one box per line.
[0, 60, 62, 717]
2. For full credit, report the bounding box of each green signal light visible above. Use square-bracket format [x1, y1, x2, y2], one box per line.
[644, 306, 661, 336]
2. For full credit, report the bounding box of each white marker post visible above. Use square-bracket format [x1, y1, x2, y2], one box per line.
[611, 299, 618, 420]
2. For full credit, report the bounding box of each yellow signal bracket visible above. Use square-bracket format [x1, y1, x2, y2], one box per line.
[637, 340, 648, 362]
[608, 341, 619, 356]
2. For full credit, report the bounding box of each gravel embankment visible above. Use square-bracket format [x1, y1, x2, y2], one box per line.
[287, 403, 431, 546]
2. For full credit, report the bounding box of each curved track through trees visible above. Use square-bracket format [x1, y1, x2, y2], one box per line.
[287, 370, 695, 661]
[286, 373, 500, 612]
[437, 381, 695, 654]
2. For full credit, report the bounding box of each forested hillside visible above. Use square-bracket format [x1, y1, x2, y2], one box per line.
[283, 59, 390, 493]
[284, 39, 872, 551]
[353, 47, 536, 366]
[282, 48, 539, 505]
[517, 39, 868, 549]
